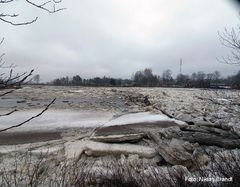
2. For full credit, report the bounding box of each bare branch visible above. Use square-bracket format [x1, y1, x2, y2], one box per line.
[0, 62, 16, 68]
[0, 38, 4, 45]
[0, 16, 38, 26]
[0, 0, 65, 25]
[0, 88, 16, 97]
[218, 27, 240, 65]
[0, 0, 14, 3]
[25, 0, 66, 13]
[0, 69, 34, 90]
[0, 13, 18, 17]
[0, 109, 18, 117]
[0, 98, 56, 133]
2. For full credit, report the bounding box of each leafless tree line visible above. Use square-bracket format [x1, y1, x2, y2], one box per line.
[50, 68, 240, 89]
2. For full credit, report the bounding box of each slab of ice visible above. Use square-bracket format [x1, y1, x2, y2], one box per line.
[0, 110, 185, 133]
[217, 98, 229, 102]
[30, 145, 64, 156]
[0, 109, 113, 132]
[70, 90, 84, 93]
[104, 112, 186, 127]
[65, 140, 157, 159]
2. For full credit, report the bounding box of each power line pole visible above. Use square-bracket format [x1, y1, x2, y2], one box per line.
[180, 59, 182, 74]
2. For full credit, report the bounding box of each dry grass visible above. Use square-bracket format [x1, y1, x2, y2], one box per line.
[0, 150, 239, 187]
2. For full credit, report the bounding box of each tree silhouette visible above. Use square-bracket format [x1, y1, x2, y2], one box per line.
[218, 27, 240, 65]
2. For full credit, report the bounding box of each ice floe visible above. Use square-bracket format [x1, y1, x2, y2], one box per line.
[104, 112, 186, 127]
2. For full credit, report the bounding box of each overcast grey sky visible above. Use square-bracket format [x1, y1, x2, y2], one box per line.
[1, 0, 239, 82]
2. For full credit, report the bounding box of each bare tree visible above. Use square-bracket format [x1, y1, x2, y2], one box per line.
[0, 0, 65, 25]
[133, 68, 159, 87]
[0, 0, 64, 132]
[0, 39, 56, 132]
[32, 74, 40, 84]
[218, 27, 240, 65]
[162, 69, 173, 86]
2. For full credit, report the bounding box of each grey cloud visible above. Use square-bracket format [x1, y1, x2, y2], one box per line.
[0, 0, 239, 82]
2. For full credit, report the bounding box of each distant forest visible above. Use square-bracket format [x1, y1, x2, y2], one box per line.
[34, 68, 240, 89]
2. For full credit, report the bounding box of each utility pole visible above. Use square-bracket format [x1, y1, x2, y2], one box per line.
[180, 59, 182, 74]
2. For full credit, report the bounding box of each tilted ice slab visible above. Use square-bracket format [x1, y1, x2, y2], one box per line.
[0, 109, 113, 132]
[0, 110, 185, 133]
[104, 112, 186, 127]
